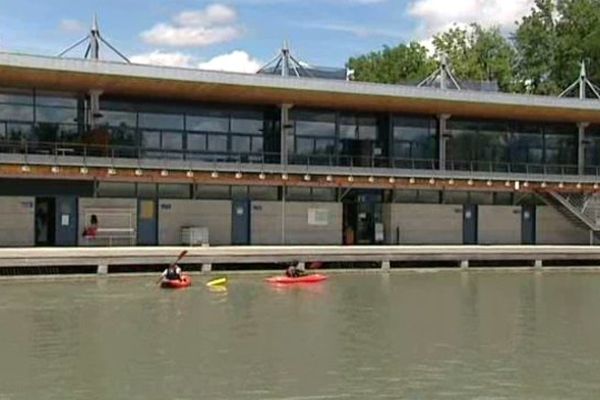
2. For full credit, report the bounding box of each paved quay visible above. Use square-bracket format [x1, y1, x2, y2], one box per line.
[1, 246, 600, 271]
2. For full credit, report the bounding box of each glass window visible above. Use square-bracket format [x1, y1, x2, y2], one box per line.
[99, 110, 137, 128]
[286, 187, 312, 201]
[339, 115, 357, 139]
[142, 131, 160, 148]
[358, 117, 377, 140]
[96, 182, 136, 197]
[232, 136, 251, 153]
[208, 135, 227, 152]
[6, 123, 33, 141]
[314, 139, 335, 154]
[186, 114, 229, 132]
[312, 188, 336, 201]
[251, 137, 263, 153]
[292, 110, 335, 137]
[139, 112, 183, 130]
[0, 104, 34, 122]
[162, 132, 183, 150]
[35, 92, 78, 107]
[248, 186, 278, 200]
[296, 138, 313, 155]
[195, 185, 230, 199]
[393, 116, 436, 160]
[187, 133, 206, 151]
[137, 183, 157, 198]
[0, 88, 34, 105]
[231, 111, 263, 134]
[35, 106, 77, 124]
[231, 186, 248, 199]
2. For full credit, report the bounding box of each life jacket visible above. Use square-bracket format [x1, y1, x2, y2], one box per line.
[165, 267, 181, 280]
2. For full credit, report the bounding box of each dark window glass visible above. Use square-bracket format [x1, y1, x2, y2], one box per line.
[393, 116, 436, 160]
[232, 136, 251, 153]
[35, 106, 77, 124]
[108, 126, 137, 147]
[0, 89, 34, 105]
[358, 117, 377, 140]
[36, 93, 77, 107]
[187, 133, 206, 151]
[251, 137, 263, 153]
[231, 111, 263, 134]
[139, 113, 183, 130]
[208, 135, 227, 152]
[315, 139, 335, 154]
[293, 110, 335, 137]
[296, 138, 313, 155]
[0, 104, 34, 122]
[162, 132, 183, 150]
[99, 110, 137, 128]
[339, 115, 357, 139]
[142, 130, 160, 148]
[186, 114, 229, 132]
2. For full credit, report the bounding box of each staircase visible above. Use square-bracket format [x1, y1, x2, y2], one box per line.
[537, 191, 600, 243]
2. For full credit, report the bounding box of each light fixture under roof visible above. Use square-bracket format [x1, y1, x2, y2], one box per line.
[235, 172, 243, 179]
[281, 173, 289, 181]
[594, 183, 599, 190]
[409, 177, 416, 184]
[21, 165, 30, 173]
[160, 169, 169, 177]
[448, 178, 454, 185]
[80, 166, 89, 175]
[486, 180, 493, 187]
[541, 182, 547, 188]
[135, 169, 143, 176]
[558, 182, 564, 189]
[259, 172, 266, 180]
[388, 177, 395, 184]
[467, 179, 474, 186]
[576, 182, 582, 189]
[304, 174, 311, 182]
[347, 176, 354, 182]
[107, 167, 116, 176]
[326, 175, 333, 182]
[368, 176, 375, 183]
[211, 171, 219, 179]
[51, 166, 60, 174]
[504, 180, 511, 187]
[186, 170, 194, 178]
[523, 181, 529, 188]
[429, 178, 435, 185]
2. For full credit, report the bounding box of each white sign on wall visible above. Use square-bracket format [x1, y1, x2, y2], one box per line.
[308, 208, 329, 226]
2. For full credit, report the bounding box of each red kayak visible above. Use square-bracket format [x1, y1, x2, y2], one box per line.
[160, 275, 192, 289]
[266, 274, 328, 284]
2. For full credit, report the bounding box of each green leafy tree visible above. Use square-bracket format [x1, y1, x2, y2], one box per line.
[347, 42, 436, 85]
[432, 24, 516, 91]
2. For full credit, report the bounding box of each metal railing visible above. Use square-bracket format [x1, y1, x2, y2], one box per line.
[0, 138, 589, 178]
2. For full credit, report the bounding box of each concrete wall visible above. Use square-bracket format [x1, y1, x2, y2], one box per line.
[478, 206, 522, 245]
[0, 197, 34, 247]
[78, 198, 137, 246]
[158, 199, 232, 245]
[536, 206, 590, 245]
[383, 203, 463, 245]
[251, 201, 342, 245]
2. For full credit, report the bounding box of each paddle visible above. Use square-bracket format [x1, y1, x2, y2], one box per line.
[156, 250, 188, 284]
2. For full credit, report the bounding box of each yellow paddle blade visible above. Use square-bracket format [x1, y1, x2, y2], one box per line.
[206, 277, 227, 287]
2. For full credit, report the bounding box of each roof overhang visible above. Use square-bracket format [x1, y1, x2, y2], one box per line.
[0, 52, 599, 123]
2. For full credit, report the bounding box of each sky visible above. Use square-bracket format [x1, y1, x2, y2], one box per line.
[0, 0, 536, 73]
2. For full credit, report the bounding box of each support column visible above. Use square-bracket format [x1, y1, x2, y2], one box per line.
[381, 260, 391, 271]
[438, 114, 451, 171]
[88, 89, 103, 129]
[97, 264, 108, 275]
[578, 122, 589, 175]
[460, 260, 469, 270]
[202, 263, 212, 272]
[534, 260, 543, 270]
[280, 104, 293, 166]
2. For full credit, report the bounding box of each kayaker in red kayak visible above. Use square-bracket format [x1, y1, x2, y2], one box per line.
[286, 262, 306, 278]
[161, 264, 183, 282]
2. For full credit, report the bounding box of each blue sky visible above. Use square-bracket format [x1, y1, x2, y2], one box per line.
[0, 0, 534, 72]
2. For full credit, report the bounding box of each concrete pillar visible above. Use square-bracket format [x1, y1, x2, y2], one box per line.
[534, 260, 543, 269]
[381, 260, 391, 271]
[88, 89, 103, 129]
[438, 114, 451, 170]
[280, 104, 293, 166]
[578, 123, 585, 174]
[202, 263, 212, 272]
[460, 260, 469, 270]
[297, 262, 306, 271]
[97, 264, 108, 275]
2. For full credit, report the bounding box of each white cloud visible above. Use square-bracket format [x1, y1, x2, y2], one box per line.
[59, 19, 85, 33]
[130, 50, 194, 68]
[198, 50, 261, 73]
[141, 3, 241, 47]
[408, 0, 534, 38]
[130, 50, 261, 73]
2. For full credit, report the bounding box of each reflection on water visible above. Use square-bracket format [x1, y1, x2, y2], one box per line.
[1, 272, 600, 399]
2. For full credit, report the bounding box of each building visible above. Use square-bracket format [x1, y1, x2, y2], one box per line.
[0, 42, 600, 248]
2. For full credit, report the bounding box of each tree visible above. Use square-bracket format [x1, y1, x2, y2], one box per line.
[432, 24, 516, 91]
[347, 42, 436, 85]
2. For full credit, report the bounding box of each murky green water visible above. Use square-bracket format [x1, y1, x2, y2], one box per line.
[1, 271, 600, 399]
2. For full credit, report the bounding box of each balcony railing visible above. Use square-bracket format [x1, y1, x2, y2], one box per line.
[0, 138, 588, 178]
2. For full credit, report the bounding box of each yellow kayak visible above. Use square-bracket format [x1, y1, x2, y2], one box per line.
[206, 277, 227, 287]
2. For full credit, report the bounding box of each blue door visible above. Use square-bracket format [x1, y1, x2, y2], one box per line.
[463, 204, 478, 245]
[522, 205, 536, 244]
[138, 199, 157, 245]
[54, 196, 77, 246]
[232, 199, 250, 245]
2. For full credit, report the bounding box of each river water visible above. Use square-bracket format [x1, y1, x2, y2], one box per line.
[1, 271, 600, 399]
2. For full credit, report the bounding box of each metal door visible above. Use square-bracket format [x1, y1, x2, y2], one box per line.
[138, 200, 157, 245]
[463, 204, 478, 244]
[54, 196, 77, 246]
[521, 205, 536, 244]
[232, 199, 250, 245]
